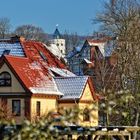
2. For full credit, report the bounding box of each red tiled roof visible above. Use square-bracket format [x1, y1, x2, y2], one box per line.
[0, 39, 67, 94]
[21, 41, 66, 68]
[87, 37, 112, 45]
[87, 39, 106, 44]
[4, 55, 59, 94]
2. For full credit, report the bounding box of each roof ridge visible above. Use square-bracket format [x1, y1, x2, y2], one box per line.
[54, 76, 89, 79]
[4, 55, 28, 59]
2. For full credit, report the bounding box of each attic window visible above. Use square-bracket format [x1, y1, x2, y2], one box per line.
[39, 51, 47, 61]
[0, 72, 11, 86]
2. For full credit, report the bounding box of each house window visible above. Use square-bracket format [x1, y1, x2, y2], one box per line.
[12, 100, 21, 116]
[0, 72, 11, 86]
[36, 101, 40, 116]
[83, 108, 90, 121]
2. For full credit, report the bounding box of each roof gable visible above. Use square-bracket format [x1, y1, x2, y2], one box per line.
[4, 56, 62, 95]
[80, 83, 94, 101]
[0, 58, 26, 93]
[80, 77, 97, 101]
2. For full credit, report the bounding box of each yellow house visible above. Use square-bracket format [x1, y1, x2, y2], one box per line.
[55, 76, 98, 126]
[0, 36, 98, 126]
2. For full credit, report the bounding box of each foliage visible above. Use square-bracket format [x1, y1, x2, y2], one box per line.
[94, 0, 140, 132]
[63, 31, 81, 54]
[3, 108, 75, 139]
[2, 104, 98, 140]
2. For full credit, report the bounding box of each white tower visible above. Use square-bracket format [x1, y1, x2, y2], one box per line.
[50, 26, 66, 58]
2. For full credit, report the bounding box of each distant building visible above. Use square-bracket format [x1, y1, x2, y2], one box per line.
[46, 27, 66, 59]
[67, 37, 118, 126]
[67, 37, 116, 76]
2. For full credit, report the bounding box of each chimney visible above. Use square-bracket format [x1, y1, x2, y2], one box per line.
[11, 35, 25, 42]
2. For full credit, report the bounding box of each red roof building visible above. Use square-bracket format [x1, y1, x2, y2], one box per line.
[0, 36, 98, 126]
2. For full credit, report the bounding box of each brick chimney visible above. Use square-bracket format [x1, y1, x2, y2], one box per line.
[11, 35, 25, 42]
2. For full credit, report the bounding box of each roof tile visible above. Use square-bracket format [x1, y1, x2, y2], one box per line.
[54, 76, 88, 100]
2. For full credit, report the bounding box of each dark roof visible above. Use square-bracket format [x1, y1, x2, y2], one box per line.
[0, 41, 25, 57]
[54, 76, 88, 100]
[53, 28, 61, 39]
[67, 46, 83, 59]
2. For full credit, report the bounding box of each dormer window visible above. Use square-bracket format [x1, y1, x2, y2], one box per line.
[0, 72, 11, 86]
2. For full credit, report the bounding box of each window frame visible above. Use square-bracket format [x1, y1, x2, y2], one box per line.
[12, 100, 21, 116]
[36, 101, 41, 116]
[0, 72, 11, 87]
[83, 108, 90, 122]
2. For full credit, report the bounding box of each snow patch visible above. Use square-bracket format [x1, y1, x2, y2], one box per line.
[29, 87, 63, 95]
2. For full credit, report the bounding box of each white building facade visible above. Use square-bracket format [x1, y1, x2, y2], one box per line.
[46, 28, 66, 59]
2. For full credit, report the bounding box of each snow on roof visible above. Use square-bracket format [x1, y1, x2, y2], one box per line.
[87, 38, 116, 57]
[22, 41, 66, 68]
[87, 39, 106, 46]
[1, 39, 68, 95]
[4, 55, 66, 95]
[29, 87, 63, 95]
[50, 67, 75, 77]
[83, 58, 92, 64]
[0, 37, 89, 98]
[45, 43, 61, 58]
[29, 61, 42, 70]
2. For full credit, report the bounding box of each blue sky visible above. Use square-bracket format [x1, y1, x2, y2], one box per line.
[0, 0, 104, 35]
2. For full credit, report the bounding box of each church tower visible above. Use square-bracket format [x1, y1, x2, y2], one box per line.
[50, 26, 66, 58]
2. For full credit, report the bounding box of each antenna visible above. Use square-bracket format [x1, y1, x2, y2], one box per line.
[56, 24, 59, 28]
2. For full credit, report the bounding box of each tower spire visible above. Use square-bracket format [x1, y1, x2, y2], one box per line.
[53, 24, 61, 39]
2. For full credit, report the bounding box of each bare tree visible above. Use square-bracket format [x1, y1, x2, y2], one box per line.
[95, 0, 140, 35]
[63, 31, 80, 54]
[94, 0, 140, 134]
[0, 17, 11, 39]
[14, 24, 48, 42]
